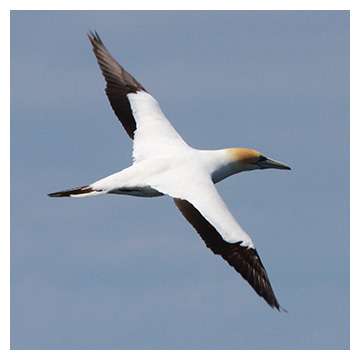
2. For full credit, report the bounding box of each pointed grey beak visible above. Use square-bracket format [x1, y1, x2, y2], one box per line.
[259, 158, 291, 170]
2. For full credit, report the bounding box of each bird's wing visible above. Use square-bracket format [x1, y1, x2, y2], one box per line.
[174, 198, 281, 310]
[88, 32, 188, 162]
[148, 170, 281, 310]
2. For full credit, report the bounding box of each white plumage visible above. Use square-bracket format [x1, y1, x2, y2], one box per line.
[49, 32, 291, 310]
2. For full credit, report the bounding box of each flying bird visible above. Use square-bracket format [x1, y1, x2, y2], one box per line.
[49, 32, 291, 310]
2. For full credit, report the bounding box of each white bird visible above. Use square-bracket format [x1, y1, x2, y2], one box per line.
[49, 32, 291, 310]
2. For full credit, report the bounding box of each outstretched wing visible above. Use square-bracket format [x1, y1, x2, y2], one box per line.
[174, 198, 281, 310]
[148, 170, 281, 310]
[88, 32, 188, 162]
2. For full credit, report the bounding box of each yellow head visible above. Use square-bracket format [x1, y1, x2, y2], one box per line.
[227, 148, 291, 171]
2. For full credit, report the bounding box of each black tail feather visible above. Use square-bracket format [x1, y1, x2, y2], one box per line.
[48, 185, 93, 197]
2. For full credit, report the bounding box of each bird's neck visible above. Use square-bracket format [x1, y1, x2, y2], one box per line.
[199, 149, 253, 183]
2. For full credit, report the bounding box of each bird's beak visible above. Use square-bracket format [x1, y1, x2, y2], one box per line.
[260, 158, 291, 170]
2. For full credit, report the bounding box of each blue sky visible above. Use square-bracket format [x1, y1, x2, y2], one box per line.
[11, 11, 349, 349]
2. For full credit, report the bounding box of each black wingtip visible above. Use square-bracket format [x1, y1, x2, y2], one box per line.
[87, 30, 103, 45]
[266, 293, 283, 312]
[269, 301, 287, 313]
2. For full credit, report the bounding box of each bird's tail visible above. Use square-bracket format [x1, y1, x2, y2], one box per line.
[48, 185, 103, 198]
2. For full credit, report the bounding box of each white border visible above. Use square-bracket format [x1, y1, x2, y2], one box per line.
[0, 0, 10, 355]
[4, 0, 354, 11]
[1, 0, 355, 358]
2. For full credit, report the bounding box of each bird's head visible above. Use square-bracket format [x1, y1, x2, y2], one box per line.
[228, 148, 291, 172]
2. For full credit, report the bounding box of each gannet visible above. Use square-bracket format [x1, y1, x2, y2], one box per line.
[49, 32, 291, 310]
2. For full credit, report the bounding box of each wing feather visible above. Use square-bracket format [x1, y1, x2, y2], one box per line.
[88, 31, 145, 138]
[174, 198, 281, 310]
[147, 169, 282, 310]
[88, 32, 188, 161]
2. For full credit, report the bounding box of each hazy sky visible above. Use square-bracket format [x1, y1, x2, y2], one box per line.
[11, 11, 349, 349]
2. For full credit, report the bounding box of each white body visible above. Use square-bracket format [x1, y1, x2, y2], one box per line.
[75, 92, 253, 248]
[52, 33, 290, 310]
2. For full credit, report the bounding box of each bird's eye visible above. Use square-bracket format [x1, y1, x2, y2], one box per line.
[258, 155, 267, 162]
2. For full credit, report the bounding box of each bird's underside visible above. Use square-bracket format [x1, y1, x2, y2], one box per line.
[48, 31, 291, 311]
